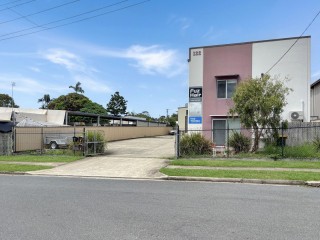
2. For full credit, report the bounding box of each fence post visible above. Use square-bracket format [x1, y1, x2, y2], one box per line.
[83, 127, 86, 156]
[227, 122, 229, 158]
[41, 127, 43, 155]
[281, 122, 284, 158]
[175, 125, 180, 159]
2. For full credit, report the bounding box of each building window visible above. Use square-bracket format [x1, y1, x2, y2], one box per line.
[212, 118, 240, 145]
[217, 79, 237, 98]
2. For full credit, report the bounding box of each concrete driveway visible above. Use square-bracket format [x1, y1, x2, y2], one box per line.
[29, 136, 175, 179]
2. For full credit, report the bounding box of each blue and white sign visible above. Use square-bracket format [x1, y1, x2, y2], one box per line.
[189, 116, 202, 124]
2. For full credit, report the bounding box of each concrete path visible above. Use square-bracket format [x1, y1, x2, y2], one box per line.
[28, 136, 175, 179]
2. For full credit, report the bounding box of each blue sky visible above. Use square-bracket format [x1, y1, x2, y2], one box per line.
[0, 0, 320, 118]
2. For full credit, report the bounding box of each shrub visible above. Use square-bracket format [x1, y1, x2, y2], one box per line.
[228, 131, 251, 153]
[86, 131, 107, 154]
[179, 133, 212, 156]
[262, 143, 320, 159]
[312, 135, 320, 152]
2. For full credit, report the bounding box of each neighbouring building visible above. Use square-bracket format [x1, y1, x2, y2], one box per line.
[311, 79, 320, 121]
[188, 36, 311, 145]
[177, 104, 188, 132]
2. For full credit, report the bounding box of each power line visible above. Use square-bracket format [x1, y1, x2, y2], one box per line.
[0, 0, 129, 38]
[0, 0, 24, 7]
[0, 0, 80, 25]
[9, 8, 41, 28]
[265, 8, 320, 74]
[0, 0, 150, 42]
[0, 0, 36, 13]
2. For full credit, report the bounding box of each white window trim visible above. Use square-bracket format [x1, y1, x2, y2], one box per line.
[217, 79, 237, 99]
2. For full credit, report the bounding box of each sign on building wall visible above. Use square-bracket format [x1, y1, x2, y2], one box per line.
[189, 87, 202, 102]
[189, 116, 202, 124]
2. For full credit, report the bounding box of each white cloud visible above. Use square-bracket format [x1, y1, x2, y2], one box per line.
[202, 26, 227, 40]
[74, 75, 112, 93]
[168, 15, 192, 33]
[99, 45, 187, 78]
[0, 74, 64, 95]
[29, 66, 41, 72]
[40, 48, 112, 93]
[42, 49, 84, 71]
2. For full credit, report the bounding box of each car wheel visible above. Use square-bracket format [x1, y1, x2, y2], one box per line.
[50, 141, 58, 149]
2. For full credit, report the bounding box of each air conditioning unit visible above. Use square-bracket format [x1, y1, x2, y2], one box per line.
[290, 111, 304, 121]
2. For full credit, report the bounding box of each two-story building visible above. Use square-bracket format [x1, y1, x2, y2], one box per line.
[188, 36, 311, 145]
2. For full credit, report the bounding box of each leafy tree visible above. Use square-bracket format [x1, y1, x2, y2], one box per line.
[48, 93, 90, 111]
[127, 111, 154, 121]
[106, 91, 127, 116]
[0, 93, 19, 108]
[229, 74, 291, 152]
[167, 113, 178, 127]
[69, 81, 84, 94]
[80, 101, 107, 115]
[38, 94, 52, 109]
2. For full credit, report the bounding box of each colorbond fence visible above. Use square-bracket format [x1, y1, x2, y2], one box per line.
[14, 126, 172, 152]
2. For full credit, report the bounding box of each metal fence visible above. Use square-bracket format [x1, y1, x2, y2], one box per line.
[175, 122, 320, 158]
[12, 126, 172, 155]
[0, 133, 12, 155]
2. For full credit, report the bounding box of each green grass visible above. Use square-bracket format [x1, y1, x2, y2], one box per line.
[0, 155, 83, 163]
[236, 144, 320, 159]
[160, 168, 320, 181]
[0, 164, 52, 172]
[171, 159, 320, 169]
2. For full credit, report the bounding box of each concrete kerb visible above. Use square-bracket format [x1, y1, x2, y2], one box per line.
[164, 176, 311, 186]
[1, 172, 320, 187]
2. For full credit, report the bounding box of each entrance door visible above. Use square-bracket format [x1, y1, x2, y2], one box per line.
[212, 120, 226, 146]
[212, 119, 240, 146]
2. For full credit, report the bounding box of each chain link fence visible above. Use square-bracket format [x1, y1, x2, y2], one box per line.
[175, 122, 320, 158]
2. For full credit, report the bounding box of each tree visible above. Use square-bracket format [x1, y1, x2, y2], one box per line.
[0, 93, 19, 108]
[38, 94, 52, 109]
[69, 81, 84, 94]
[167, 113, 178, 127]
[229, 74, 291, 152]
[106, 91, 127, 116]
[48, 93, 90, 111]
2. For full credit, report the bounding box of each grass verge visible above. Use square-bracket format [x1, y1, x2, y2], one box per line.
[171, 159, 320, 169]
[160, 168, 320, 181]
[0, 164, 52, 172]
[0, 155, 83, 163]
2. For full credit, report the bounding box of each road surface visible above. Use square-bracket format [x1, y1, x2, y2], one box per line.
[1, 175, 320, 240]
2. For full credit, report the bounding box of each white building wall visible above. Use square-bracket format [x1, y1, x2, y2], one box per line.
[188, 48, 204, 131]
[252, 37, 310, 122]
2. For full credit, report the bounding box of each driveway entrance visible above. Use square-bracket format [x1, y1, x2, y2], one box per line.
[29, 136, 174, 179]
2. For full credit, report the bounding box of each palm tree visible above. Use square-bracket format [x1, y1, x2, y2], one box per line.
[69, 81, 84, 94]
[38, 94, 51, 109]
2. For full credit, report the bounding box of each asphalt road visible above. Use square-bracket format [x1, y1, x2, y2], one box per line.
[1, 175, 320, 240]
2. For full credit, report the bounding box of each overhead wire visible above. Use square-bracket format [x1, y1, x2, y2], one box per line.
[0, 0, 36, 13]
[0, 0, 129, 38]
[0, 0, 24, 8]
[0, 0, 151, 42]
[0, 0, 80, 25]
[265, 8, 320, 74]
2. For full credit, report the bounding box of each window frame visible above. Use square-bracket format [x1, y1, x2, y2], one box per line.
[216, 78, 238, 99]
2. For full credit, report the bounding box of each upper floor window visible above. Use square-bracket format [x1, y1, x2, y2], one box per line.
[217, 79, 237, 99]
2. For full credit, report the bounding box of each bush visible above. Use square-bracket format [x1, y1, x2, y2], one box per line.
[179, 133, 212, 156]
[86, 131, 107, 154]
[228, 131, 251, 153]
[261, 143, 320, 159]
[313, 135, 320, 152]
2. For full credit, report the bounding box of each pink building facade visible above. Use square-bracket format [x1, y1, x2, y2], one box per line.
[188, 36, 310, 145]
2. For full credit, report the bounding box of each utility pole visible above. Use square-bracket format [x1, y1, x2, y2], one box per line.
[11, 82, 15, 125]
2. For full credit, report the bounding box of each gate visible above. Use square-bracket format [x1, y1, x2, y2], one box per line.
[84, 130, 106, 156]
